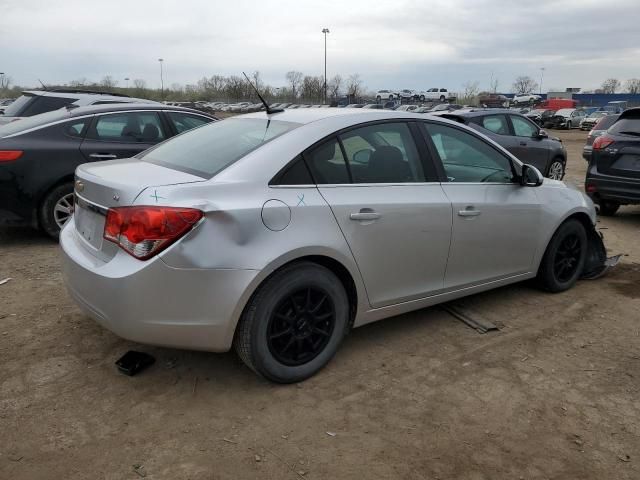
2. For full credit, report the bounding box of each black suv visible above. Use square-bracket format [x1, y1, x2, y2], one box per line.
[439, 109, 567, 179]
[0, 103, 216, 237]
[585, 108, 640, 215]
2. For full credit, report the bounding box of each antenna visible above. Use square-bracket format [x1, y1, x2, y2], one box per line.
[37, 79, 48, 91]
[242, 72, 283, 115]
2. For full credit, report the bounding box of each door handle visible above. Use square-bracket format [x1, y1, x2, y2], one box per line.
[89, 153, 118, 159]
[519, 141, 527, 146]
[350, 211, 381, 221]
[458, 207, 481, 217]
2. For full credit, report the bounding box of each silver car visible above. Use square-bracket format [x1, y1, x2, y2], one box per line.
[61, 109, 604, 383]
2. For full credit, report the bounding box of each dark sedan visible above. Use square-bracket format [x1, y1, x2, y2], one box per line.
[441, 109, 567, 179]
[0, 103, 216, 238]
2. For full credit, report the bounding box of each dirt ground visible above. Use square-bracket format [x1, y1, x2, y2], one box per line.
[1, 128, 639, 480]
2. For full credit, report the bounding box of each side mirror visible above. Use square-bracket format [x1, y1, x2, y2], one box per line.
[520, 164, 544, 187]
[537, 129, 548, 139]
[353, 149, 372, 164]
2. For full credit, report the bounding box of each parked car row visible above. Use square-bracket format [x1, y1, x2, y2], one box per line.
[374, 88, 457, 102]
[0, 103, 216, 237]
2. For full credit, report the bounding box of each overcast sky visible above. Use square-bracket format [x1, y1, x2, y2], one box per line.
[1, 0, 639, 93]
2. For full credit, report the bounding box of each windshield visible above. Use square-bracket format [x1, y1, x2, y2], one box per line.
[589, 112, 608, 118]
[0, 108, 75, 137]
[140, 118, 300, 178]
[1, 94, 34, 116]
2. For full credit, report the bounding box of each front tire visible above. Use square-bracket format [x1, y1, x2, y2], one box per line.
[536, 219, 587, 293]
[234, 262, 349, 383]
[439, 95, 446, 102]
[566, 121, 572, 130]
[39, 182, 74, 239]
[547, 158, 565, 180]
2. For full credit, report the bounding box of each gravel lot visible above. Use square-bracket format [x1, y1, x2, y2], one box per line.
[1, 128, 639, 480]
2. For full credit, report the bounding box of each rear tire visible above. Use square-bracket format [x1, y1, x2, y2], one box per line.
[536, 219, 587, 293]
[39, 182, 74, 240]
[598, 200, 620, 216]
[234, 262, 349, 383]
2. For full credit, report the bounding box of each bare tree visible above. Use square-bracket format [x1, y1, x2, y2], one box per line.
[133, 79, 147, 89]
[301, 75, 324, 103]
[625, 78, 640, 94]
[328, 74, 342, 99]
[251, 71, 262, 92]
[462, 81, 480, 100]
[601, 78, 621, 94]
[346, 73, 363, 99]
[69, 77, 88, 87]
[0, 73, 12, 91]
[100, 75, 118, 90]
[512, 76, 539, 95]
[285, 71, 303, 100]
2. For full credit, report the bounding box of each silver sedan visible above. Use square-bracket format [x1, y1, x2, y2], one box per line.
[61, 109, 604, 383]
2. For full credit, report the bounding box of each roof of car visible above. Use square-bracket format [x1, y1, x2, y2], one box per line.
[63, 103, 217, 118]
[243, 107, 437, 125]
[435, 108, 515, 118]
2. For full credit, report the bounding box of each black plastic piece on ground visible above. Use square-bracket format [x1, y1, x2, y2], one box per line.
[115, 351, 155, 376]
[441, 304, 499, 334]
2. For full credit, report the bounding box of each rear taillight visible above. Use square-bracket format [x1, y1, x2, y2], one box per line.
[592, 135, 614, 150]
[0, 150, 23, 162]
[104, 206, 203, 260]
[585, 183, 597, 193]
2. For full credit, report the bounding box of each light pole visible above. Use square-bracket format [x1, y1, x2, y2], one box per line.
[124, 77, 130, 89]
[322, 28, 330, 104]
[539, 67, 545, 95]
[158, 58, 164, 99]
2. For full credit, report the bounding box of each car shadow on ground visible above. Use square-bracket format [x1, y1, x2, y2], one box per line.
[0, 226, 54, 246]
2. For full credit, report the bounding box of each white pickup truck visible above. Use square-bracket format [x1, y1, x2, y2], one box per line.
[415, 88, 457, 102]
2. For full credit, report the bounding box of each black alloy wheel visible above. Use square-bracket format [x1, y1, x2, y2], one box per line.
[553, 233, 582, 283]
[267, 287, 335, 366]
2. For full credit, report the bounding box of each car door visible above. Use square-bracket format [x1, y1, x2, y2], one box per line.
[80, 110, 168, 162]
[306, 121, 452, 308]
[421, 121, 541, 289]
[508, 114, 550, 173]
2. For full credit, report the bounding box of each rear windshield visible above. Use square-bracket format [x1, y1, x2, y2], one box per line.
[609, 112, 640, 135]
[0, 108, 75, 137]
[2, 94, 76, 117]
[593, 114, 619, 131]
[140, 118, 300, 178]
[1, 94, 34, 116]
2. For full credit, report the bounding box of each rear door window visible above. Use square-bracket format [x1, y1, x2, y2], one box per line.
[88, 112, 166, 143]
[339, 122, 425, 183]
[475, 115, 510, 135]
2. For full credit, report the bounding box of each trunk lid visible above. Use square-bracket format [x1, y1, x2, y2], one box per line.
[595, 135, 640, 179]
[73, 158, 206, 259]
